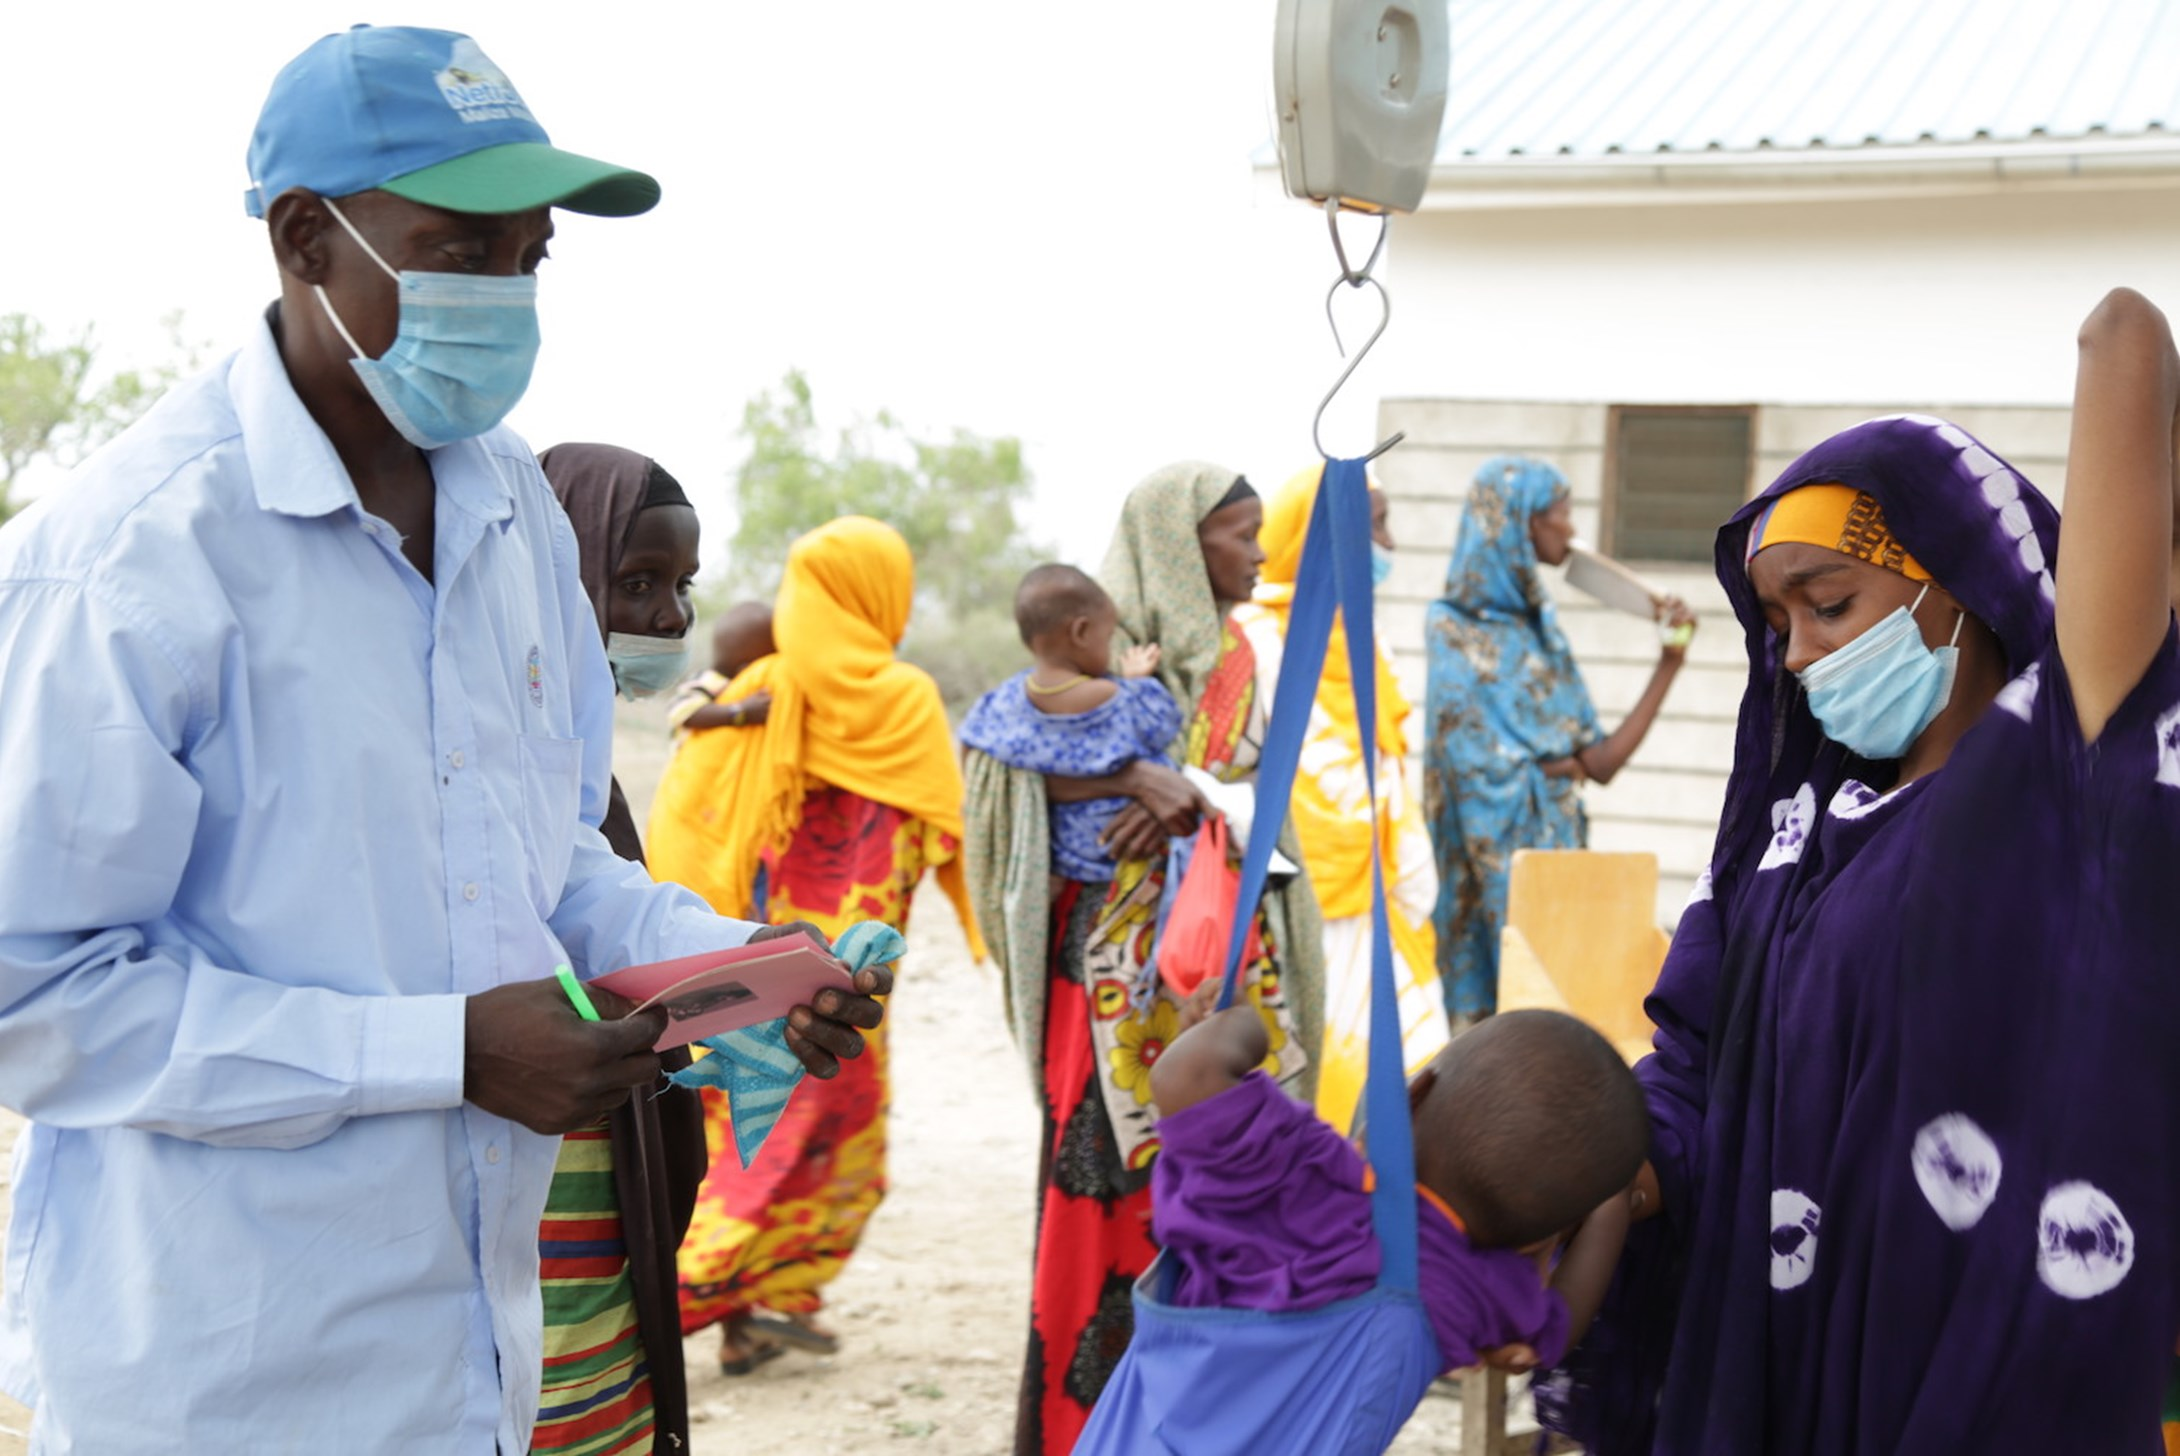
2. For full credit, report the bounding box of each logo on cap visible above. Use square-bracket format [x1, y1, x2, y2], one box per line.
[435, 39, 534, 127]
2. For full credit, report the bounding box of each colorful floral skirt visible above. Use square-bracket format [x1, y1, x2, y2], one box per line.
[1014, 872, 1302, 1456]
[1014, 881, 1158, 1456]
[532, 1124, 656, 1455]
[676, 786, 934, 1333]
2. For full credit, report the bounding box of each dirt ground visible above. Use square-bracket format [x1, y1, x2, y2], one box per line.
[0, 701, 1510, 1452]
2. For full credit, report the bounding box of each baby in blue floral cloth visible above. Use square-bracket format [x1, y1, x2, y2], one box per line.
[958, 564, 1181, 882]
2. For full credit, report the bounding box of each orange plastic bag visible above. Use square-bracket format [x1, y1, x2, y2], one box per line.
[1156, 815, 1263, 999]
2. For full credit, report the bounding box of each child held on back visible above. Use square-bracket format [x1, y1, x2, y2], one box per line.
[957, 565, 1183, 881]
[669, 602, 775, 736]
[1074, 997, 1648, 1454]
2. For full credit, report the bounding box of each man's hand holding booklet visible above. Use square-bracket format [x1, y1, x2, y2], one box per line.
[588, 936, 857, 1051]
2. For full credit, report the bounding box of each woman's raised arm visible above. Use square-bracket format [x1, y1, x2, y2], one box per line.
[2058, 287, 2180, 741]
[1573, 597, 1697, 786]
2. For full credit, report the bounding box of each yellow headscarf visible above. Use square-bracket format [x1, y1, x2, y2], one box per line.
[646, 516, 983, 953]
[1746, 482, 1931, 580]
[1251, 464, 1413, 919]
[1256, 464, 1411, 761]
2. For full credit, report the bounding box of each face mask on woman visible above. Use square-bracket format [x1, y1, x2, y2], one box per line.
[1797, 583, 1963, 759]
[606, 622, 694, 700]
[313, 197, 542, 449]
[1370, 542, 1394, 590]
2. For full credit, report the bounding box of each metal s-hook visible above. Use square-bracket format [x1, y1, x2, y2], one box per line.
[1311, 234, 1406, 460]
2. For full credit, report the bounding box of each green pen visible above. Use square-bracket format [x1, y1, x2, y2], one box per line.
[555, 963, 601, 1022]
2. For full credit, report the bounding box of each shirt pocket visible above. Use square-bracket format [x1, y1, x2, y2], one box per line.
[517, 733, 584, 914]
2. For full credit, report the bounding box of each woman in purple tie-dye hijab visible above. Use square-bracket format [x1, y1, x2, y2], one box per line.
[1540, 289, 2180, 1453]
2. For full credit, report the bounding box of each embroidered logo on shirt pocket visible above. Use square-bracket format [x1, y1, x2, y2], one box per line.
[526, 646, 544, 709]
[517, 733, 583, 912]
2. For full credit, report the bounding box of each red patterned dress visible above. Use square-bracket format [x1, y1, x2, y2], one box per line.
[1014, 622, 1307, 1456]
[676, 784, 949, 1333]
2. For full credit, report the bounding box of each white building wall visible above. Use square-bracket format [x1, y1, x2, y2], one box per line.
[1367, 186, 2180, 411]
[1373, 398, 2072, 925]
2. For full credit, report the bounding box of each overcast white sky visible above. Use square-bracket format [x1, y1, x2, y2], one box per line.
[1, 1, 1394, 565]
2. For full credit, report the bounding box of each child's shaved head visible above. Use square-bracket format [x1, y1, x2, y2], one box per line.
[711, 602, 775, 679]
[1414, 1010, 1648, 1249]
[1015, 564, 1113, 648]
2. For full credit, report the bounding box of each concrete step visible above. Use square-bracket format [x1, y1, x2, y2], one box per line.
[1377, 399, 1609, 454]
[1754, 404, 2072, 472]
[1574, 658, 1749, 720]
[1583, 764, 1731, 827]
[1587, 815, 1720, 885]
[1391, 707, 1740, 781]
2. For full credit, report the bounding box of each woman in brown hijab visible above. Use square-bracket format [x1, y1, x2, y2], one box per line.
[534, 441, 709, 1454]
[540, 442, 706, 858]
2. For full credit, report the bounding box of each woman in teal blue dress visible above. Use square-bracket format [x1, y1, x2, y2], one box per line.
[1424, 456, 1692, 1020]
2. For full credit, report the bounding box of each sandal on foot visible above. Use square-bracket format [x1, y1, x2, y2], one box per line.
[718, 1325, 785, 1376]
[746, 1313, 840, 1356]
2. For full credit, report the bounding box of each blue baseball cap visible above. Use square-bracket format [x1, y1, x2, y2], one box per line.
[244, 26, 659, 219]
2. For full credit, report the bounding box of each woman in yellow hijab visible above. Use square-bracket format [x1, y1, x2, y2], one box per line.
[1231, 465, 1449, 1133]
[648, 515, 980, 1372]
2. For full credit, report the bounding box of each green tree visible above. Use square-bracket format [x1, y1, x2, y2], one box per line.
[720, 370, 1044, 710]
[0, 312, 199, 524]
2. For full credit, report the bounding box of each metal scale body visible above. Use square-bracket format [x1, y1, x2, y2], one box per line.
[1274, 0, 1449, 216]
[1273, 0, 1450, 459]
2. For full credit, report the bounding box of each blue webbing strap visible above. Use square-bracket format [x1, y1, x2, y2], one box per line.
[1213, 456, 1418, 1296]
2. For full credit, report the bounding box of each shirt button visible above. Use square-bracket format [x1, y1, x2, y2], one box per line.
[463, 882, 480, 902]
[448, 750, 465, 770]
[485, 1145, 501, 1165]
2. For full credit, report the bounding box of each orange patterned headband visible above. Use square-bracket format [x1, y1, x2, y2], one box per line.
[1746, 483, 1930, 581]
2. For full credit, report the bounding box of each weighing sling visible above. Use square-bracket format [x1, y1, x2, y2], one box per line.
[1076, 457, 1437, 1455]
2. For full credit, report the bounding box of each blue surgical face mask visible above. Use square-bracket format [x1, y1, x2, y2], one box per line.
[606, 620, 694, 701]
[1370, 542, 1394, 590]
[1797, 583, 1963, 760]
[314, 198, 542, 449]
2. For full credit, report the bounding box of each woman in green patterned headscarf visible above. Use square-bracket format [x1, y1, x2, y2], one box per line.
[965, 461, 1324, 1456]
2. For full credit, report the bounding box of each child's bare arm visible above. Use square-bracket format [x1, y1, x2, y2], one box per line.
[1550, 1191, 1635, 1349]
[682, 691, 772, 730]
[1150, 1003, 1267, 1119]
[1118, 643, 1162, 678]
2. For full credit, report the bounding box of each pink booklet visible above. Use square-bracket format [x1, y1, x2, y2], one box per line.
[588, 938, 853, 1051]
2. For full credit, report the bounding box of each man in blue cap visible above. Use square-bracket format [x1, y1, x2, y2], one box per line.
[0, 26, 883, 1452]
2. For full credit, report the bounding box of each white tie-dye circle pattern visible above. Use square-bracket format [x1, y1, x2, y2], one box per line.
[1827, 779, 1917, 822]
[1887, 415, 2058, 603]
[1759, 784, 1817, 872]
[2154, 701, 2180, 789]
[1996, 663, 2042, 723]
[1911, 1114, 2003, 1231]
[2037, 1182, 2134, 1299]
[1770, 1189, 1821, 1291]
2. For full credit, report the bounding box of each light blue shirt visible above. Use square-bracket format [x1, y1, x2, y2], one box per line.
[0, 317, 755, 1452]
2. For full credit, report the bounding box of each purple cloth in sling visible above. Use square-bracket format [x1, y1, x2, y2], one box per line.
[1541, 417, 2180, 1454]
[1154, 1072, 1570, 1370]
[1074, 1073, 1570, 1456]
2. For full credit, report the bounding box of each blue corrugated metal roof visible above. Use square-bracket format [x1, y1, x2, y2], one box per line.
[1438, 0, 2180, 160]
